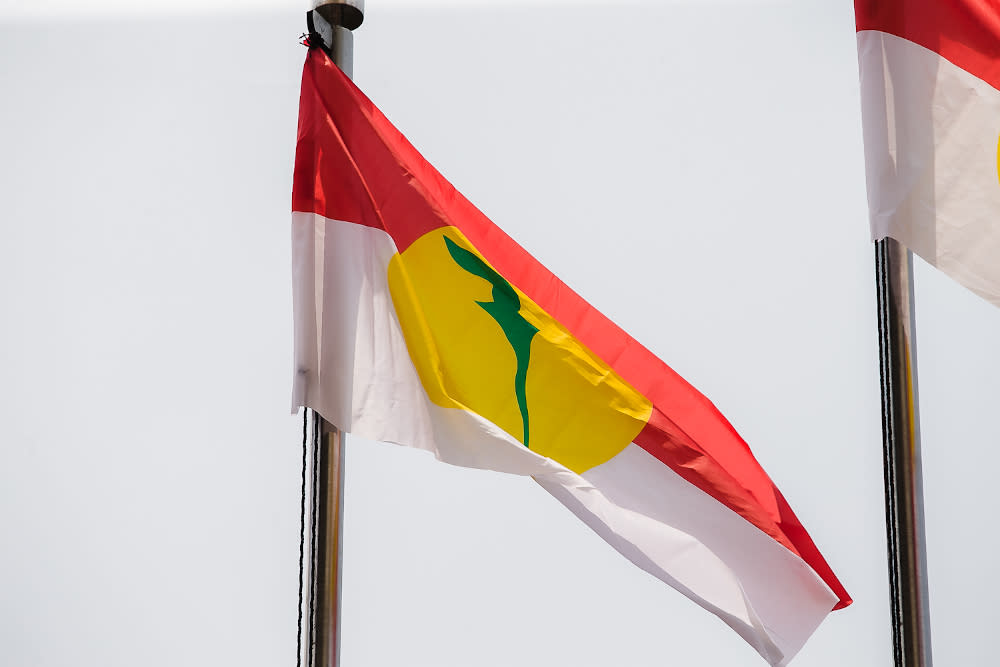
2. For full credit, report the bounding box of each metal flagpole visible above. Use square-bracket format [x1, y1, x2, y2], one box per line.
[304, 3, 364, 667]
[874, 237, 932, 667]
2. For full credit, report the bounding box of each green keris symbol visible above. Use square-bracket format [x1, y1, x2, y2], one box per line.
[444, 236, 538, 448]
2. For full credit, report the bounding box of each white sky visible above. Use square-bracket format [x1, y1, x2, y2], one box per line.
[0, 0, 773, 19]
[3, 2, 1000, 666]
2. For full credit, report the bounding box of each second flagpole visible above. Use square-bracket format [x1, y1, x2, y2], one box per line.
[874, 237, 932, 667]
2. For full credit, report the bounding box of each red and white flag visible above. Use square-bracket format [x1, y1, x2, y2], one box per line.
[292, 47, 850, 665]
[856, 0, 1000, 304]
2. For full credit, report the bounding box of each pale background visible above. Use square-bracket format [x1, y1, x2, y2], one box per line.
[2, 1, 999, 665]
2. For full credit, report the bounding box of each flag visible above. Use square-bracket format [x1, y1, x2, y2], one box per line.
[856, 0, 1000, 305]
[291, 47, 850, 665]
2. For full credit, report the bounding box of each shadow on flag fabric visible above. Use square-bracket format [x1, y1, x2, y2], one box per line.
[290, 47, 850, 665]
[856, 0, 1000, 305]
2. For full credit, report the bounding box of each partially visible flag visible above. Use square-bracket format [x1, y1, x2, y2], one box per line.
[856, 0, 1000, 305]
[291, 47, 850, 665]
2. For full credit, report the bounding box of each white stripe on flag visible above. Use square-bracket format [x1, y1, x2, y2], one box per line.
[292, 212, 838, 665]
[858, 30, 1000, 305]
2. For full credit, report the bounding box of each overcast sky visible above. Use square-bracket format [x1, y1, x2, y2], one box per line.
[3, 2, 1000, 666]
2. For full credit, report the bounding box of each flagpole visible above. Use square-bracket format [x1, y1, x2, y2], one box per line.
[874, 237, 932, 667]
[305, 4, 364, 667]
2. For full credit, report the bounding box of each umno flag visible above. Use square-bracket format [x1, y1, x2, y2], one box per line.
[291, 46, 850, 665]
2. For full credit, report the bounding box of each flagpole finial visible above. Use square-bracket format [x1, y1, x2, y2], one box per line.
[306, 0, 363, 76]
[311, 0, 364, 31]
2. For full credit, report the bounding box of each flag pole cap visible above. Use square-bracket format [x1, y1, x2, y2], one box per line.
[312, 0, 364, 30]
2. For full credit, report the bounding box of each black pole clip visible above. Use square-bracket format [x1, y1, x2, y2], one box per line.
[302, 12, 327, 51]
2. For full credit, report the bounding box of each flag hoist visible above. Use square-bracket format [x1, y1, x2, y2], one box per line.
[297, 7, 363, 667]
[292, 3, 850, 665]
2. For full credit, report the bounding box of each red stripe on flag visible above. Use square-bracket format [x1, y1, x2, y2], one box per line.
[855, 0, 1000, 91]
[293, 49, 851, 609]
[293, 51, 454, 250]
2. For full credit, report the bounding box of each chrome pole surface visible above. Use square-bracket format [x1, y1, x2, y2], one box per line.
[314, 422, 345, 667]
[874, 237, 932, 667]
[305, 4, 363, 667]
